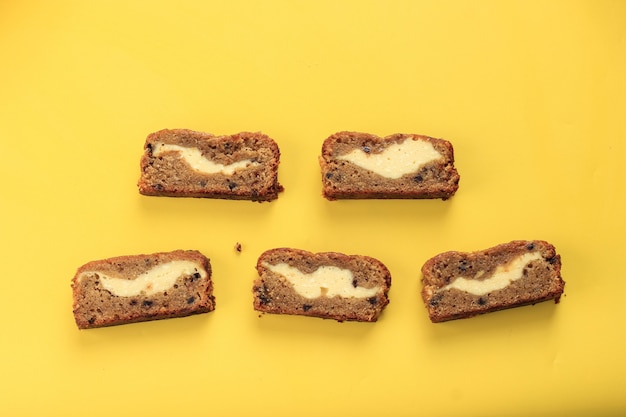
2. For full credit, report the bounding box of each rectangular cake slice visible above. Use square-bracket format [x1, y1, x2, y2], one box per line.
[72, 250, 215, 329]
[319, 131, 460, 200]
[253, 248, 391, 322]
[421, 240, 565, 322]
[138, 129, 283, 201]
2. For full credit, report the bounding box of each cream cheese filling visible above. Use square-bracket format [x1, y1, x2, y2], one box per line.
[337, 137, 443, 179]
[153, 142, 258, 175]
[441, 252, 543, 296]
[80, 260, 206, 297]
[262, 262, 380, 299]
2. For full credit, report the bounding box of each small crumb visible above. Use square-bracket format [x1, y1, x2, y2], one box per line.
[235, 242, 242, 253]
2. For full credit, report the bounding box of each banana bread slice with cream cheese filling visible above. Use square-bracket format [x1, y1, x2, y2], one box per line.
[421, 240, 565, 322]
[138, 129, 283, 201]
[72, 250, 215, 329]
[253, 248, 391, 322]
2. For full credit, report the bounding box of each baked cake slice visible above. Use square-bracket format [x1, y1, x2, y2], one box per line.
[138, 129, 283, 201]
[421, 240, 565, 322]
[72, 250, 215, 329]
[319, 131, 460, 200]
[253, 248, 391, 322]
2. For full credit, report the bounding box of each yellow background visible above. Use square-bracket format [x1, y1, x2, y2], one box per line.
[1, 1, 625, 416]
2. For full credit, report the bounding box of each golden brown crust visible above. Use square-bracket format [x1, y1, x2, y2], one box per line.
[421, 240, 565, 322]
[71, 250, 215, 329]
[253, 248, 391, 322]
[319, 131, 460, 200]
[138, 129, 283, 202]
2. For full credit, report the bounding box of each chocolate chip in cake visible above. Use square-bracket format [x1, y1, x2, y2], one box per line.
[191, 272, 201, 281]
[228, 181, 238, 190]
[256, 286, 272, 305]
[142, 300, 153, 307]
[130, 299, 138, 306]
[547, 256, 558, 264]
[325, 172, 333, 179]
[413, 174, 424, 182]
[477, 297, 487, 306]
[186, 296, 196, 304]
[526, 243, 535, 251]
[362, 145, 371, 153]
[303, 304, 312, 312]
[367, 296, 378, 305]
[352, 278, 358, 288]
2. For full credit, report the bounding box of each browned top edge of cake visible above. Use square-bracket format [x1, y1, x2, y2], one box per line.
[420, 240, 565, 322]
[256, 247, 392, 288]
[74, 249, 210, 278]
[138, 129, 283, 201]
[420, 240, 561, 279]
[143, 129, 281, 156]
[319, 131, 459, 200]
[320, 131, 455, 160]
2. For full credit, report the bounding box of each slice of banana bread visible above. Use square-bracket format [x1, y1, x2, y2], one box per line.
[319, 131, 459, 200]
[253, 248, 391, 322]
[421, 240, 565, 322]
[72, 250, 215, 329]
[138, 129, 283, 201]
